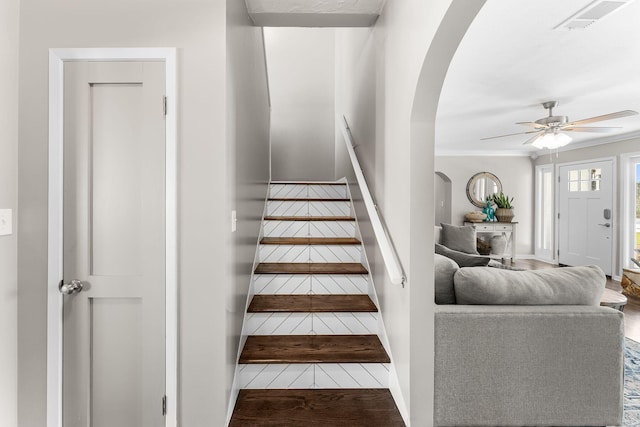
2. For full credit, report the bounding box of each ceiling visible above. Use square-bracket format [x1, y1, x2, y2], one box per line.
[435, 0, 640, 156]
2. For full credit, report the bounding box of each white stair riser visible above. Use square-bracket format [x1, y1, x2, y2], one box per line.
[263, 221, 356, 238]
[267, 201, 351, 217]
[253, 274, 369, 295]
[246, 312, 378, 335]
[270, 184, 348, 199]
[259, 245, 361, 263]
[238, 363, 389, 389]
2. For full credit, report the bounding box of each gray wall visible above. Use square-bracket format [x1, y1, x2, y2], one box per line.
[435, 156, 535, 255]
[226, 0, 271, 410]
[266, 28, 336, 181]
[18, 1, 269, 425]
[0, 0, 19, 425]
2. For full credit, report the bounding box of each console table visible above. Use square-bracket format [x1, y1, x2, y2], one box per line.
[464, 221, 517, 263]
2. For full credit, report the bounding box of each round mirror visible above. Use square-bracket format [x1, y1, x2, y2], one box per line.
[466, 172, 502, 208]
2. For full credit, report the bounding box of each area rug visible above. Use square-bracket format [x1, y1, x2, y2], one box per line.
[624, 337, 640, 425]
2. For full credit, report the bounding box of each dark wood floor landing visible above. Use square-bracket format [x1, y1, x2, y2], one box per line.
[229, 389, 406, 427]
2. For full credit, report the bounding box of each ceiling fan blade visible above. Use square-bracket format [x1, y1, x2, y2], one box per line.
[515, 121, 547, 129]
[567, 110, 638, 126]
[480, 130, 541, 141]
[562, 126, 621, 133]
[522, 133, 543, 146]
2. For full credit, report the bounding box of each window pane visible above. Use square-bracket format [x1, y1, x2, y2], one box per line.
[591, 168, 602, 180]
[580, 169, 589, 180]
[592, 180, 600, 191]
[580, 181, 589, 192]
[569, 182, 579, 192]
[569, 170, 579, 181]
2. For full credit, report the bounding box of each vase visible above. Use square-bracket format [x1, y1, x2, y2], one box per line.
[495, 208, 514, 223]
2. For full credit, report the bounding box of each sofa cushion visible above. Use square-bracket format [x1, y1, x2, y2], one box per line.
[454, 265, 605, 305]
[435, 253, 459, 304]
[487, 259, 523, 271]
[436, 243, 490, 268]
[440, 223, 478, 254]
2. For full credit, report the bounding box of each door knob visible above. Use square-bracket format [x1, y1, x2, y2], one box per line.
[598, 223, 611, 228]
[59, 279, 84, 295]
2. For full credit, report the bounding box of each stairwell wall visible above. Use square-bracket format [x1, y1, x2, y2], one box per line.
[0, 0, 19, 425]
[265, 28, 337, 181]
[226, 0, 272, 415]
[335, 1, 484, 424]
[18, 1, 233, 425]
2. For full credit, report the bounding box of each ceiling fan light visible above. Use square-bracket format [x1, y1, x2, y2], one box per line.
[532, 132, 573, 149]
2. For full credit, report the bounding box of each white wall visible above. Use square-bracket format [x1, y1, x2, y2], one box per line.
[17, 1, 250, 425]
[335, 2, 484, 424]
[226, 0, 271, 413]
[435, 156, 534, 255]
[266, 27, 336, 181]
[0, 0, 19, 425]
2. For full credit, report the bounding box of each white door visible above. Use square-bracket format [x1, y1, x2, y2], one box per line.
[558, 159, 614, 275]
[62, 61, 166, 427]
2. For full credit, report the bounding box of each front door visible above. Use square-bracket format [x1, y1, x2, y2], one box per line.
[558, 159, 614, 275]
[62, 61, 166, 427]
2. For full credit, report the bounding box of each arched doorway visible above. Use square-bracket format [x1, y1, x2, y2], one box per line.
[407, 1, 486, 425]
[434, 171, 452, 226]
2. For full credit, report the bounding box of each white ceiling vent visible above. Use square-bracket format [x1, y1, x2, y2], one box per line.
[554, 0, 635, 30]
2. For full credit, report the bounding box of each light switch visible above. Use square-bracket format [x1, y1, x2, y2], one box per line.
[0, 209, 12, 236]
[231, 210, 237, 233]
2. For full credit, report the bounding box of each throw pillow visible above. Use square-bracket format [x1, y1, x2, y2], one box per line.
[454, 265, 605, 305]
[434, 253, 458, 304]
[435, 243, 490, 268]
[440, 223, 479, 254]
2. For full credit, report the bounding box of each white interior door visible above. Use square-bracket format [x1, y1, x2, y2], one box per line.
[558, 159, 614, 275]
[62, 61, 166, 427]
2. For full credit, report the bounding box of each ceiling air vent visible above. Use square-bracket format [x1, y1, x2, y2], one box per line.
[554, 0, 635, 30]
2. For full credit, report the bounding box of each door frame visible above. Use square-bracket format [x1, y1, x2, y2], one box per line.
[47, 48, 178, 427]
[555, 156, 617, 277]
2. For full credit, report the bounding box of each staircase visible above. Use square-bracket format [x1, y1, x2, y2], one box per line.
[229, 182, 405, 426]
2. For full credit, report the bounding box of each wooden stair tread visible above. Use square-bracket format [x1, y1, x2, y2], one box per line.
[255, 263, 368, 275]
[229, 389, 405, 427]
[264, 215, 354, 221]
[260, 237, 361, 245]
[239, 335, 390, 364]
[271, 181, 347, 186]
[269, 197, 350, 202]
[248, 295, 377, 313]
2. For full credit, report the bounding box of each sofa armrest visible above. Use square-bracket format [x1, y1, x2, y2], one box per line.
[434, 305, 624, 427]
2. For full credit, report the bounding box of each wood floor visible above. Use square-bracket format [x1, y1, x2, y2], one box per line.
[512, 258, 640, 342]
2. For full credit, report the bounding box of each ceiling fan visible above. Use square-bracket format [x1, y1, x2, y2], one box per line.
[481, 101, 639, 149]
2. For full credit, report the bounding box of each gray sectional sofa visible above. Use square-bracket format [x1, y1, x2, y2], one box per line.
[433, 225, 624, 427]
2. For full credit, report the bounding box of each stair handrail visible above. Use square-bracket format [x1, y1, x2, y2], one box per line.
[339, 115, 406, 287]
